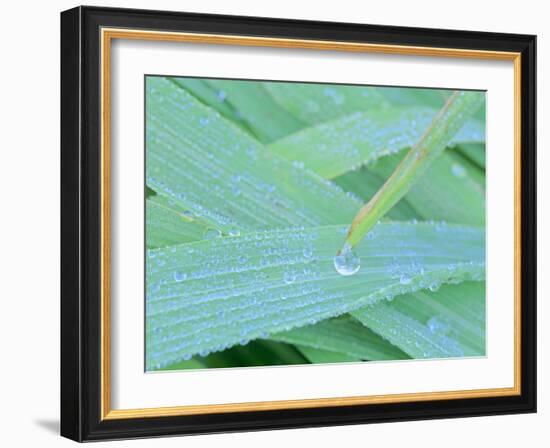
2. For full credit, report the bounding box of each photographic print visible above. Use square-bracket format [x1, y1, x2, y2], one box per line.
[145, 76, 486, 372]
[61, 8, 536, 440]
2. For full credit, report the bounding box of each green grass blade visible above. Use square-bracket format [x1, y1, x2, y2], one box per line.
[271, 316, 409, 361]
[203, 79, 305, 143]
[377, 86, 451, 108]
[352, 281, 485, 358]
[269, 107, 484, 179]
[341, 91, 484, 251]
[170, 78, 248, 132]
[333, 167, 419, 220]
[146, 197, 208, 248]
[365, 148, 485, 225]
[146, 77, 360, 233]
[146, 222, 484, 369]
[263, 81, 389, 125]
[172, 77, 305, 143]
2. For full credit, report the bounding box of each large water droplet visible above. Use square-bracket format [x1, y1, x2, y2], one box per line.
[333, 244, 360, 276]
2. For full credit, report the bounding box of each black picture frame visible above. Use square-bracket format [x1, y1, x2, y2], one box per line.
[61, 5, 536, 442]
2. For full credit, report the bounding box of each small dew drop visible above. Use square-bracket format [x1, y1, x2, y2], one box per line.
[283, 271, 297, 284]
[428, 281, 440, 292]
[302, 247, 313, 259]
[204, 228, 222, 239]
[451, 163, 467, 178]
[333, 244, 361, 276]
[427, 316, 450, 335]
[399, 274, 412, 285]
[228, 228, 241, 237]
[173, 271, 187, 283]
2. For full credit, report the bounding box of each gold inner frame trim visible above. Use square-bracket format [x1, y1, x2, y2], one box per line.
[100, 27, 522, 421]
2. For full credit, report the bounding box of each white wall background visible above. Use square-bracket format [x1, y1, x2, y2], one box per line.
[0, 0, 546, 446]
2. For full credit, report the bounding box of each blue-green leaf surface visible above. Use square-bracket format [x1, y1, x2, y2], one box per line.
[263, 82, 389, 124]
[146, 222, 484, 369]
[146, 77, 360, 233]
[146, 197, 208, 248]
[271, 316, 409, 361]
[353, 281, 486, 358]
[269, 107, 484, 179]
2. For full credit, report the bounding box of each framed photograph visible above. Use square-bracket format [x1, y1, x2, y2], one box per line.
[60, 6, 536, 442]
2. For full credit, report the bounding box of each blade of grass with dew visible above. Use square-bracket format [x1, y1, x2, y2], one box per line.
[169, 78, 247, 131]
[146, 222, 484, 369]
[376, 86, 452, 109]
[352, 281, 485, 358]
[172, 77, 305, 143]
[146, 76, 361, 234]
[362, 147, 485, 224]
[268, 106, 484, 179]
[340, 91, 484, 252]
[263, 81, 390, 125]
[202, 79, 305, 143]
[146, 198, 209, 248]
[149, 190, 412, 362]
[270, 316, 409, 361]
[333, 166, 419, 220]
